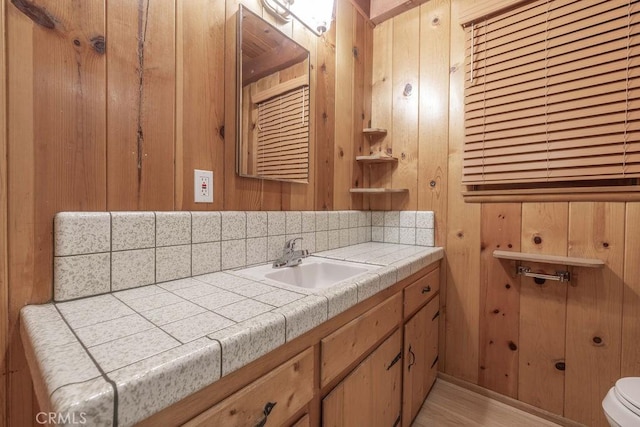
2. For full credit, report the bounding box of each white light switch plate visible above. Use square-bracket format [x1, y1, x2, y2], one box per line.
[194, 169, 214, 203]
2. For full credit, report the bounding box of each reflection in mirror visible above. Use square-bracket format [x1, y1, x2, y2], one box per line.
[236, 5, 311, 183]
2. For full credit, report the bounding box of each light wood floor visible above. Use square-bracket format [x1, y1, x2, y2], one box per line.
[412, 380, 562, 426]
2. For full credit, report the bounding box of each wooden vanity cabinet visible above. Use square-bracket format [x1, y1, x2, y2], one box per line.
[322, 329, 403, 427]
[402, 295, 439, 427]
[142, 262, 441, 427]
[184, 348, 314, 427]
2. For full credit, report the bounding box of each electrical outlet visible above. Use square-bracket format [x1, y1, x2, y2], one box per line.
[194, 169, 213, 203]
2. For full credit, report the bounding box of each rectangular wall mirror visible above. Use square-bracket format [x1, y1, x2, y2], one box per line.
[236, 5, 311, 183]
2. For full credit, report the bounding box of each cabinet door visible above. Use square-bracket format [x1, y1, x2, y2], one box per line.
[322, 329, 402, 427]
[402, 295, 439, 427]
[185, 348, 314, 427]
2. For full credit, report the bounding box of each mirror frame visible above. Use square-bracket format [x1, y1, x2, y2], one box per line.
[236, 4, 311, 183]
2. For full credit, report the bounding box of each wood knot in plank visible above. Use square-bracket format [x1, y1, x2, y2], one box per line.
[90, 36, 106, 54]
[403, 83, 413, 97]
[533, 236, 542, 244]
[11, 0, 56, 29]
[431, 16, 440, 26]
[352, 46, 359, 58]
[508, 341, 518, 351]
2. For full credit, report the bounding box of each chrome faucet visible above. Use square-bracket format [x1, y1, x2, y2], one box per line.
[273, 237, 309, 268]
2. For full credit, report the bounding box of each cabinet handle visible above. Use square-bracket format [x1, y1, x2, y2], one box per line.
[407, 345, 416, 372]
[421, 286, 431, 294]
[387, 351, 402, 370]
[431, 355, 439, 369]
[254, 401, 277, 427]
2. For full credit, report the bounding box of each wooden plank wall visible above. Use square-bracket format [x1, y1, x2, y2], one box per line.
[2, 0, 371, 424]
[371, 1, 640, 426]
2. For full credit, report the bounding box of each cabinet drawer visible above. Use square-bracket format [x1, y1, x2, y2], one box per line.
[404, 267, 439, 318]
[185, 348, 314, 427]
[321, 293, 402, 387]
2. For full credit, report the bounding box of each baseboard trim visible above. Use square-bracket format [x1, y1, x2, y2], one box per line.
[437, 373, 587, 427]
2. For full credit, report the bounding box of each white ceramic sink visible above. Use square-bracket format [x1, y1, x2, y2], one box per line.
[238, 256, 378, 289]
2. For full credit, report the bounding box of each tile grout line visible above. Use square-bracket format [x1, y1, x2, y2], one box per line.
[53, 304, 121, 427]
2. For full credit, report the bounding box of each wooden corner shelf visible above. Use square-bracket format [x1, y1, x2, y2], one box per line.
[362, 128, 387, 138]
[349, 188, 408, 194]
[356, 155, 398, 164]
[493, 250, 605, 268]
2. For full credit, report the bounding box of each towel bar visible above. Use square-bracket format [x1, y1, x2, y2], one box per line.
[517, 266, 570, 283]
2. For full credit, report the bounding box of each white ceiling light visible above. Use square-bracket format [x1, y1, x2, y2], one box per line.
[261, 0, 335, 36]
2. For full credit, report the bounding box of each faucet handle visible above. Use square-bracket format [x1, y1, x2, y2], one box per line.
[285, 237, 302, 250]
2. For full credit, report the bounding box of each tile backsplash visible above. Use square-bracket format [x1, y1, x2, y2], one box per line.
[53, 210, 435, 302]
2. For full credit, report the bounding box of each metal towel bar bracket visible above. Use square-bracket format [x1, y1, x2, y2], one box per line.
[517, 266, 570, 283]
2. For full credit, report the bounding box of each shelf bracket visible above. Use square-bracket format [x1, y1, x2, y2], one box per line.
[517, 266, 570, 283]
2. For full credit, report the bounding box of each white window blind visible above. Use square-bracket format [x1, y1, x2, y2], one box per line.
[256, 86, 309, 181]
[463, 0, 640, 186]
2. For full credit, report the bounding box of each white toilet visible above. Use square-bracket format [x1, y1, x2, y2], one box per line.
[603, 377, 640, 426]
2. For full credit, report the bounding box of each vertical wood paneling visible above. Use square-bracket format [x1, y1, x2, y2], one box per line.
[416, 0, 450, 363]
[0, 0, 7, 423]
[565, 202, 625, 427]
[369, 19, 392, 210]
[518, 202, 568, 415]
[350, 10, 366, 209]
[176, 0, 225, 211]
[361, 17, 373, 211]
[390, 8, 419, 210]
[8, 1, 107, 424]
[315, 27, 336, 210]
[6, 5, 36, 424]
[3, 0, 363, 420]
[622, 202, 640, 377]
[417, 0, 449, 241]
[333, 0, 354, 210]
[107, 0, 175, 211]
[478, 203, 521, 398]
[444, 0, 480, 384]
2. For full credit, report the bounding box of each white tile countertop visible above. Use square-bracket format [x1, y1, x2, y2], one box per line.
[21, 243, 443, 427]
